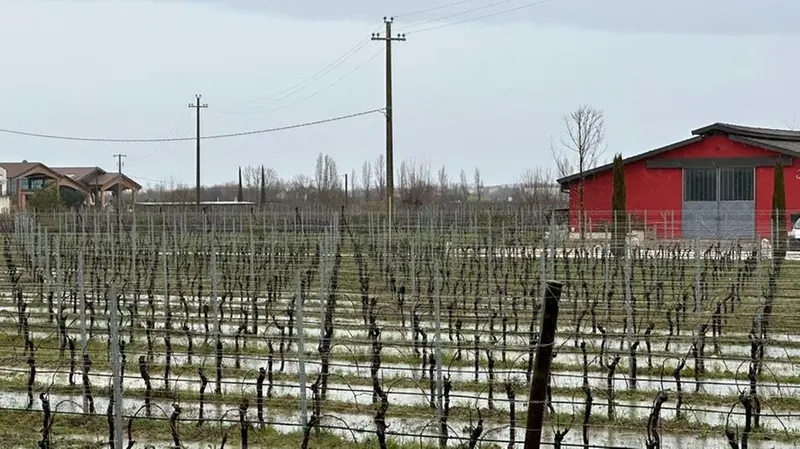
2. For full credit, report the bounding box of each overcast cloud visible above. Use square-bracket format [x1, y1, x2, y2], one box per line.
[183, 0, 800, 34]
[0, 0, 798, 188]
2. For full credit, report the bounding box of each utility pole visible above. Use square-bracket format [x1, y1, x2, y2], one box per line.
[109, 284, 123, 449]
[189, 95, 209, 209]
[113, 153, 127, 213]
[372, 17, 405, 238]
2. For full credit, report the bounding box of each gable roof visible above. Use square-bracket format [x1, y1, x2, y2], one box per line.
[50, 166, 106, 182]
[557, 122, 800, 189]
[556, 137, 702, 187]
[0, 162, 92, 193]
[691, 123, 800, 141]
[0, 162, 45, 179]
[96, 173, 143, 191]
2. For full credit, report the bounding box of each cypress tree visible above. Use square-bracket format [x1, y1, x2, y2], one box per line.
[773, 159, 786, 266]
[611, 154, 626, 258]
[237, 167, 244, 202]
[260, 165, 267, 206]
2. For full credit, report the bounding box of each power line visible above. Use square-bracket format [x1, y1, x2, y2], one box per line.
[235, 41, 370, 108]
[227, 24, 385, 112]
[405, 0, 558, 34]
[0, 108, 385, 143]
[400, 0, 518, 31]
[222, 49, 385, 116]
[137, 115, 191, 159]
[393, 0, 484, 19]
[265, 49, 385, 113]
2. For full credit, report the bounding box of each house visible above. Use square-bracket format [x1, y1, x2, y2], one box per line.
[0, 166, 9, 213]
[0, 161, 142, 210]
[50, 166, 142, 207]
[556, 123, 800, 240]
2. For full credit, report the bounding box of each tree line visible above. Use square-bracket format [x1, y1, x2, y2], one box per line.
[137, 154, 567, 208]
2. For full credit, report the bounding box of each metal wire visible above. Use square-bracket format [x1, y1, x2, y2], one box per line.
[1, 206, 797, 448]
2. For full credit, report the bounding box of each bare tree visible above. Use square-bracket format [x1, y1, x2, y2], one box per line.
[552, 105, 606, 234]
[314, 153, 341, 205]
[259, 165, 267, 205]
[290, 174, 314, 202]
[517, 167, 565, 208]
[474, 167, 484, 201]
[362, 161, 373, 201]
[350, 169, 357, 202]
[239, 165, 279, 202]
[399, 159, 435, 207]
[242, 166, 260, 200]
[459, 169, 469, 201]
[437, 165, 449, 202]
[374, 154, 386, 201]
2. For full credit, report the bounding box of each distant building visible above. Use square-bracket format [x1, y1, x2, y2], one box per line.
[0, 166, 9, 213]
[557, 122, 800, 239]
[0, 161, 142, 210]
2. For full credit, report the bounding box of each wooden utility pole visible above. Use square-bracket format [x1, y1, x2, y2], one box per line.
[113, 153, 127, 213]
[524, 280, 563, 449]
[189, 95, 209, 209]
[371, 17, 405, 234]
[344, 173, 348, 207]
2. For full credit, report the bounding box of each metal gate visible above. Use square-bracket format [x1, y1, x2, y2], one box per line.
[683, 200, 719, 239]
[682, 167, 755, 239]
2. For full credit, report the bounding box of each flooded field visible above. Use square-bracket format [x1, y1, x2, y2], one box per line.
[2, 209, 800, 448]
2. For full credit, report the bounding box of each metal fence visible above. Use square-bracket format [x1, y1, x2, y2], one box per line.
[0, 207, 797, 448]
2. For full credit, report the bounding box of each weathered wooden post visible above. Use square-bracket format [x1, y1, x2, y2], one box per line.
[524, 280, 563, 449]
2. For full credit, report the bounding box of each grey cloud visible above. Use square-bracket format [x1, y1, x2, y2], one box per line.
[170, 0, 800, 35]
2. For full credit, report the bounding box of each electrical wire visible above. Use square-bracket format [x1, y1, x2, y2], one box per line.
[404, 0, 559, 34]
[393, 0, 485, 19]
[231, 41, 369, 109]
[223, 24, 385, 113]
[0, 108, 385, 143]
[222, 49, 385, 116]
[400, 0, 519, 31]
[135, 115, 192, 160]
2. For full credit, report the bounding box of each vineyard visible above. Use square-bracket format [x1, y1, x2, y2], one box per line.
[2, 207, 800, 449]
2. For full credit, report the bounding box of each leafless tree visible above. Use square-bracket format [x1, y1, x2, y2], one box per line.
[242, 166, 260, 193]
[260, 166, 281, 202]
[399, 159, 435, 207]
[459, 169, 469, 201]
[517, 167, 565, 208]
[362, 161, 373, 201]
[474, 167, 484, 201]
[374, 154, 387, 201]
[350, 169, 357, 201]
[290, 174, 314, 202]
[437, 165, 449, 202]
[239, 165, 280, 202]
[552, 105, 606, 234]
[314, 153, 341, 205]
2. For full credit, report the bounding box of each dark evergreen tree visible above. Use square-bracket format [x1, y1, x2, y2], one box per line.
[260, 165, 267, 206]
[237, 167, 244, 202]
[611, 154, 627, 258]
[773, 159, 787, 267]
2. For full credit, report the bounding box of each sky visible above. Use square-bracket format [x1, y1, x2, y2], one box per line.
[0, 0, 799, 191]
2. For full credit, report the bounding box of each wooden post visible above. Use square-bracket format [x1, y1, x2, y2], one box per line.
[524, 280, 563, 449]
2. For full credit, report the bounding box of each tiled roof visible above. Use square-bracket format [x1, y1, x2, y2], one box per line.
[0, 162, 42, 178]
[50, 166, 105, 181]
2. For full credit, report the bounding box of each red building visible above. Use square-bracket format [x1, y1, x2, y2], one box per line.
[556, 123, 800, 240]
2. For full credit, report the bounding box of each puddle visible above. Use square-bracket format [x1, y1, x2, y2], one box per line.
[10, 401, 798, 449]
[7, 363, 800, 435]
